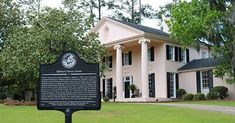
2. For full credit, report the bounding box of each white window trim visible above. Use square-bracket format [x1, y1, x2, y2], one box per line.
[181, 49, 187, 63]
[123, 52, 130, 66]
[169, 46, 175, 61]
[201, 71, 209, 89]
[170, 73, 176, 98]
[201, 51, 208, 59]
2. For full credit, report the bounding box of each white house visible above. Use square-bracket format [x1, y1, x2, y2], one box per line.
[91, 17, 235, 102]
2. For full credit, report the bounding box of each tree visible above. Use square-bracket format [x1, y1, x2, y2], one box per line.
[167, 0, 235, 83]
[107, 0, 156, 24]
[0, 1, 106, 95]
[63, 0, 106, 27]
[0, 0, 24, 49]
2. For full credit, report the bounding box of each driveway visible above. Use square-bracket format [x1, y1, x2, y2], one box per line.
[154, 103, 235, 115]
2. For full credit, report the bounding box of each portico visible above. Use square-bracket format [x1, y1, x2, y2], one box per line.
[114, 38, 151, 101]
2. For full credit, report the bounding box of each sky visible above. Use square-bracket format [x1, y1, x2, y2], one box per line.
[41, 0, 173, 30]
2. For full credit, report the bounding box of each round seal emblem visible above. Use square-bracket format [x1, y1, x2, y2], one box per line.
[62, 53, 77, 69]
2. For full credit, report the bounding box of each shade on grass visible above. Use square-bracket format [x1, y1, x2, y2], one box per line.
[0, 103, 235, 123]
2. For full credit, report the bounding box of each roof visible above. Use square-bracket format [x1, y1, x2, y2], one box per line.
[178, 58, 219, 71]
[109, 17, 169, 37]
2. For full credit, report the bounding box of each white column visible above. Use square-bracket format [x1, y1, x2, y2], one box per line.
[114, 44, 123, 100]
[138, 39, 150, 99]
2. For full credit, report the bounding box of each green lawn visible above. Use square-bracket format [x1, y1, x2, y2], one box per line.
[0, 103, 235, 123]
[176, 100, 235, 107]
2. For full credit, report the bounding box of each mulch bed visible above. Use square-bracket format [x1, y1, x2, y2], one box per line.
[1, 99, 36, 106]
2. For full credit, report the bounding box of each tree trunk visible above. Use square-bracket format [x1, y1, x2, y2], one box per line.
[98, 0, 101, 20]
[139, 0, 141, 25]
[131, 0, 134, 23]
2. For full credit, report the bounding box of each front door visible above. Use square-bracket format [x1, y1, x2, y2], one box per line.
[124, 82, 130, 98]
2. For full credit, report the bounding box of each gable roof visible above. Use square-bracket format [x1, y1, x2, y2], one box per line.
[178, 58, 219, 71]
[109, 18, 169, 37]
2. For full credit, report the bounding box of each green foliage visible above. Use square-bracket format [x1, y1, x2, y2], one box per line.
[128, 84, 137, 92]
[167, 0, 235, 83]
[182, 93, 194, 101]
[0, 1, 106, 94]
[211, 86, 229, 99]
[107, 0, 156, 24]
[207, 92, 218, 100]
[176, 88, 187, 99]
[103, 96, 109, 102]
[0, 93, 7, 100]
[193, 93, 206, 100]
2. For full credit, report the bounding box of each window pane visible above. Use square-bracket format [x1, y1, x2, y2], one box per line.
[202, 71, 209, 88]
[181, 49, 186, 62]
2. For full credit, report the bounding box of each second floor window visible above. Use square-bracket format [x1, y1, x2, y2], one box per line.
[201, 51, 208, 59]
[180, 48, 186, 62]
[148, 47, 155, 61]
[122, 51, 132, 66]
[167, 45, 190, 62]
[167, 45, 175, 61]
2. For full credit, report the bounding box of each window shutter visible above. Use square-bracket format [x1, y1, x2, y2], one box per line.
[196, 71, 201, 93]
[122, 53, 124, 66]
[128, 51, 132, 65]
[208, 70, 213, 91]
[179, 47, 182, 62]
[166, 45, 170, 60]
[167, 72, 171, 98]
[186, 49, 190, 62]
[175, 47, 179, 61]
[151, 73, 155, 97]
[109, 56, 112, 68]
[176, 73, 179, 90]
[109, 78, 113, 98]
[150, 47, 154, 61]
[102, 79, 105, 97]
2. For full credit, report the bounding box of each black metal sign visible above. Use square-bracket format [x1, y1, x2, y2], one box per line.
[37, 51, 101, 123]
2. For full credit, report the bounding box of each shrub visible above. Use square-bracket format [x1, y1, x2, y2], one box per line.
[194, 93, 206, 100]
[176, 89, 187, 99]
[0, 93, 7, 100]
[207, 92, 218, 100]
[103, 96, 109, 102]
[182, 93, 193, 101]
[211, 86, 228, 99]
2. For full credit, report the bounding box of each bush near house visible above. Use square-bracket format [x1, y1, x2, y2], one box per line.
[211, 86, 228, 99]
[182, 93, 194, 101]
[207, 92, 219, 100]
[193, 93, 206, 100]
[176, 89, 187, 99]
[0, 93, 7, 100]
[103, 97, 109, 102]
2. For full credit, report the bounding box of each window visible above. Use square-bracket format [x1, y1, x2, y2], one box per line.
[201, 71, 209, 89]
[167, 72, 179, 98]
[167, 45, 190, 62]
[122, 51, 132, 66]
[148, 73, 155, 97]
[102, 56, 112, 68]
[102, 78, 113, 98]
[148, 47, 154, 61]
[169, 73, 176, 98]
[180, 49, 186, 62]
[169, 46, 175, 61]
[201, 51, 208, 59]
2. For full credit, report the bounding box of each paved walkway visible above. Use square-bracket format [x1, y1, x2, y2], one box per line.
[154, 103, 235, 115]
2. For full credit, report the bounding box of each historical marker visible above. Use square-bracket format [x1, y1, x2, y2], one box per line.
[37, 51, 101, 123]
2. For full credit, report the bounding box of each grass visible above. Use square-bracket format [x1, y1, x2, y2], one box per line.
[176, 100, 235, 107]
[1, 103, 235, 123]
